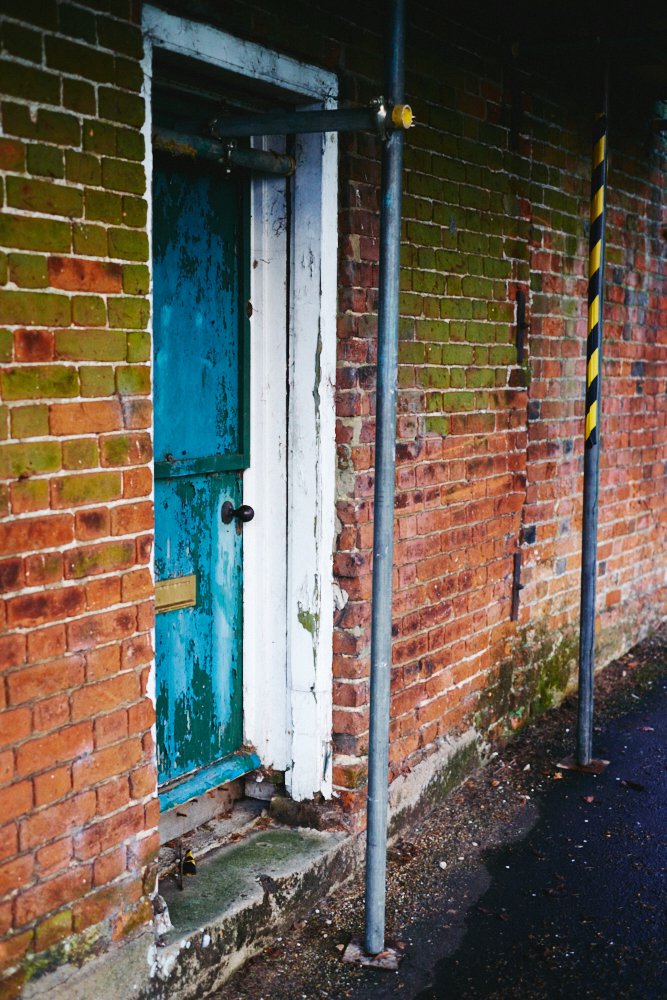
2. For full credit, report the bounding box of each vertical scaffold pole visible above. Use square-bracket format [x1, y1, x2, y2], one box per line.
[364, 0, 406, 957]
[576, 76, 609, 767]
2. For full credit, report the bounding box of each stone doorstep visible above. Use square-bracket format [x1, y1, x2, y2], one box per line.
[23, 826, 359, 1000]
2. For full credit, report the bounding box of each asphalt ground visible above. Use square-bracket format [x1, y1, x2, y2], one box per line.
[212, 629, 667, 1000]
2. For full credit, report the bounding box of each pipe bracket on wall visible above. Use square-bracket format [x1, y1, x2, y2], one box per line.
[515, 289, 527, 364]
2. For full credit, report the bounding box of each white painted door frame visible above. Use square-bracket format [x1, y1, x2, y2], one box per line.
[142, 7, 338, 800]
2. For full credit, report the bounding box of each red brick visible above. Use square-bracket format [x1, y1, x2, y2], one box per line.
[129, 764, 156, 800]
[64, 539, 135, 579]
[0, 928, 33, 968]
[34, 766, 72, 807]
[123, 467, 152, 498]
[0, 781, 33, 823]
[19, 791, 96, 852]
[85, 643, 121, 681]
[24, 551, 63, 586]
[0, 706, 31, 749]
[121, 633, 153, 670]
[85, 575, 122, 610]
[0, 558, 23, 593]
[0, 824, 18, 866]
[26, 623, 66, 662]
[67, 606, 137, 651]
[36, 836, 73, 876]
[0, 749, 13, 787]
[75, 506, 111, 540]
[7, 655, 85, 705]
[16, 721, 93, 777]
[120, 568, 152, 602]
[72, 672, 139, 722]
[0, 514, 72, 557]
[7, 585, 84, 627]
[32, 694, 70, 734]
[74, 803, 145, 860]
[15, 865, 93, 926]
[94, 707, 129, 748]
[14, 329, 54, 362]
[50, 400, 122, 436]
[93, 846, 126, 888]
[73, 738, 142, 789]
[0, 633, 26, 669]
[96, 775, 130, 816]
[0, 853, 33, 898]
[48, 257, 122, 292]
[110, 501, 153, 535]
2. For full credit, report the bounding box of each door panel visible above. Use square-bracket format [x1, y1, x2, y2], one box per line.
[152, 152, 250, 794]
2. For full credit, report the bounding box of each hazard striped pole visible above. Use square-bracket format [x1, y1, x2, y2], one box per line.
[576, 84, 608, 767]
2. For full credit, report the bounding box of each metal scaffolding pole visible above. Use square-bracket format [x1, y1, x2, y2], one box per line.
[364, 0, 406, 958]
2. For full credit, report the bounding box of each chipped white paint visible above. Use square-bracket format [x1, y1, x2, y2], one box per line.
[143, 8, 338, 800]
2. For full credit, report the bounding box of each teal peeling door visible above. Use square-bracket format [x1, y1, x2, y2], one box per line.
[153, 153, 256, 806]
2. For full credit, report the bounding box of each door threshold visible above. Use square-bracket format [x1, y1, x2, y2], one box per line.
[158, 748, 261, 814]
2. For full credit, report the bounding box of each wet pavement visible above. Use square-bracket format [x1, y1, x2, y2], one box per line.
[412, 679, 667, 1000]
[213, 642, 667, 1000]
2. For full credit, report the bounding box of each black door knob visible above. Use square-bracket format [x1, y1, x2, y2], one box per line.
[221, 501, 255, 526]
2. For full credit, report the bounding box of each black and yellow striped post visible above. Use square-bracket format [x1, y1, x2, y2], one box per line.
[576, 91, 609, 769]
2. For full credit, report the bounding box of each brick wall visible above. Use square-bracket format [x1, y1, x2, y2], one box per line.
[0, 0, 158, 991]
[0, 0, 665, 988]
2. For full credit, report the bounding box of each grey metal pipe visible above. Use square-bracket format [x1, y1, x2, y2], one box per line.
[364, 0, 406, 958]
[576, 75, 609, 766]
[211, 105, 386, 140]
[152, 127, 295, 176]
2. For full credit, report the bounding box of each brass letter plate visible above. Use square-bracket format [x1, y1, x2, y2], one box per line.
[155, 574, 197, 615]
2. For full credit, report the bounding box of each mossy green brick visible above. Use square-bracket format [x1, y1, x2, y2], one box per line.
[397, 366, 414, 388]
[471, 301, 486, 320]
[466, 368, 495, 389]
[116, 128, 145, 164]
[489, 345, 516, 366]
[2, 104, 80, 146]
[11, 404, 49, 438]
[108, 229, 148, 262]
[26, 144, 64, 180]
[83, 120, 117, 156]
[415, 319, 448, 342]
[0, 61, 60, 105]
[102, 158, 145, 195]
[0, 440, 61, 477]
[63, 78, 96, 115]
[0, 214, 70, 254]
[127, 331, 150, 363]
[440, 298, 472, 320]
[425, 343, 442, 365]
[398, 342, 425, 364]
[0, 406, 7, 440]
[108, 298, 149, 330]
[0, 291, 70, 327]
[85, 189, 123, 225]
[406, 221, 440, 247]
[425, 416, 450, 436]
[425, 392, 442, 412]
[0, 330, 12, 362]
[80, 366, 115, 397]
[6, 177, 83, 219]
[418, 366, 450, 389]
[115, 57, 143, 94]
[441, 344, 474, 365]
[474, 346, 489, 366]
[435, 250, 466, 273]
[122, 265, 148, 296]
[66, 151, 101, 186]
[413, 270, 446, 295]
[98, 87, 144, 128]
[12, 478, 48, 510]
[449, 367, 465, 388]
[72, 296, 106, 327]
[63, 438, 99, 470]
[483, 258, 512, 279]
[2, 365, 77, 400]
[53, 471, 121, 506]
[487, 302, 514, 322]
[73, 223, 107, 257]
[45, 36, 115, 83]
[116, 365, 150, 395]
[441, 390, 475, 412]
[0, 255, 7, 287]
[465, 321, 496, 344]
[58, 2, 96, 43]
[8, 254, 49, 289]
[1, 22, 43, 62]
[122, 197, 147, 228]
[56, 329, 126, 361]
